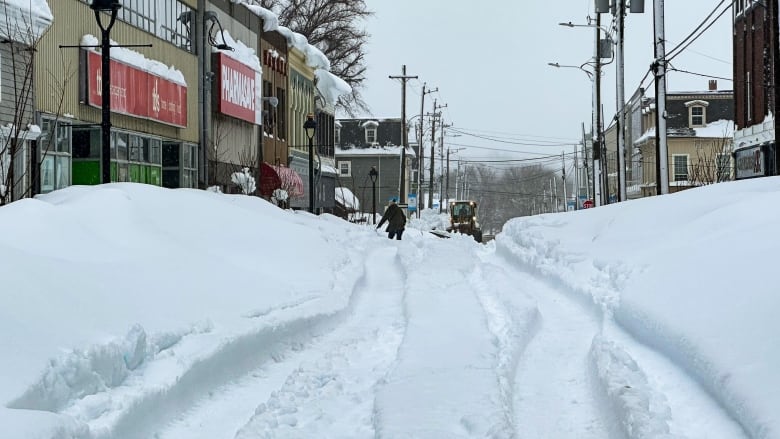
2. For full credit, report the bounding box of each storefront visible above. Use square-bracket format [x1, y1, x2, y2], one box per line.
[733, 120, 777, 180]
[70, 48, 188, 186]
[734, 143, 776, 179]
[34, 0, 200, 194]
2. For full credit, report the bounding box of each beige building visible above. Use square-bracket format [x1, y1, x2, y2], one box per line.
[624, 86, 734, 198]
[283, 40, 316, 210]
[36, 0, 200, 190]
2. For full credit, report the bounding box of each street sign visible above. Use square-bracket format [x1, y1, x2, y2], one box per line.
[583, 199, 594, 209]
[408, 193, 417, 212]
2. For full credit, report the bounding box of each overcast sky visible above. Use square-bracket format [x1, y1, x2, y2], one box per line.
[356, 0, 733, 163]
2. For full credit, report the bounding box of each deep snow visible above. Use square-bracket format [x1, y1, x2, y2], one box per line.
[0, 179, 777, 438]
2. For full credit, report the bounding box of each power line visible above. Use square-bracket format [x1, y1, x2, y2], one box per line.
[449, 126, 580, 142]
[666, 1, 733, 63]
[446, 141, 578, 155]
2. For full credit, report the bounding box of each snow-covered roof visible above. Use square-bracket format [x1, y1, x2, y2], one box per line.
[634, 120, 734, 145]
[239, 2, 350, 106]
[315, 70, 352, 107]
[336, 145, 417, 158]
[239, 3, 279, 32]
[212, 29, 261, 72]
[0, 0, 52, 43]
[335, 186, 359, 210]
[694, 119, 734, 138]
[81, 35, 186, 86]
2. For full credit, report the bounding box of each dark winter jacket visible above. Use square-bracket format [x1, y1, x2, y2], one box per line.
[377, 203, 406, 232]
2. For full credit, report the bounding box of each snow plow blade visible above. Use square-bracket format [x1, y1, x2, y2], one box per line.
[430, 230, 451, 239]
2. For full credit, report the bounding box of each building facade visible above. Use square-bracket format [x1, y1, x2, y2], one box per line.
[207, 0, 263, 193]
[285, 43, 316, 210]
[35, 0, 199, 192]
[631, 84, 734, 197]
[732, 0, 779, 179]
[335, 118, 414, 212]
[0, 2, 51, 203]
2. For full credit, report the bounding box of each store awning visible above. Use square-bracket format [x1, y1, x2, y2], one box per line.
[259, 162, 281, 197]
[274, 165, 304, 198]
[258, 162, 304, 198]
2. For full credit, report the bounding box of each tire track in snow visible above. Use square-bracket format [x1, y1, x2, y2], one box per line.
[233, 246, 406, 438]
[494, 232, 749, 439]
[484, 254, 613, 439]
[154, 246, 404, 439]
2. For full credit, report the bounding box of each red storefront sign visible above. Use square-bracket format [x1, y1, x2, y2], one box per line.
[216, 53, 262, 125]
[85, 50, 188, 128]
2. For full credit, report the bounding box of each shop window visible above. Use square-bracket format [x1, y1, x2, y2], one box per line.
[150, 139, 162, 165]
[129, 135, 142, 161]
[116, 132, 129, 161]
[118, 162, 129, 182]
[39, 118, 72, 193]
[142, 138, 150, 163]
[72, 128, 98, 159]
[182, 143, 197, 188]
[673, 154, 689, 182]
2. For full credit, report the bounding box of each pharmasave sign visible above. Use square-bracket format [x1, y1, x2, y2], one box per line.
[84, 50, 187, 128]
[216, 53, 262, 125]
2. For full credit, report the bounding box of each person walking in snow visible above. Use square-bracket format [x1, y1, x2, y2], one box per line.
[376, 198, 406, 240]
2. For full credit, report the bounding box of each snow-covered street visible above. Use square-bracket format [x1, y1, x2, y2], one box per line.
[1, 181, 778, 438]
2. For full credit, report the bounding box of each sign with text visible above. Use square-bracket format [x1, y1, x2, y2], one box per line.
[216, 53, 262, 125]
[734, 145, 766, 179]
[85, 50, 187, 128]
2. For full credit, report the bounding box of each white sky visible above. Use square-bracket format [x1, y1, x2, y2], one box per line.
[1, 177, 777, 438]
[360, 0, 733, 161]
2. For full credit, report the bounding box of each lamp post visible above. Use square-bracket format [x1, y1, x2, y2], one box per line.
[304, 114, 317, 213]
[369, 166, 378, 224]
[90, 0, 122, 184]
[548, 60, 599, 205]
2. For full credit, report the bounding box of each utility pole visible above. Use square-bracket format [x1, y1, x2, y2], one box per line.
[428, 100, 438, 211]
[616, 0, 627, 201]
[418, 84, 437, 214]
[562, 151, 568, 211]
[439, 119, 450, 213]
[431, 101, 447, 211]
[653, 0, 670, 195]
[389, 65, 418, 204]
[593, 14, 603, 206]
[581, 122, 590, 202]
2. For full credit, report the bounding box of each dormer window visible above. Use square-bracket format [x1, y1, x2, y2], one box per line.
[366, 127, 376, 144]
[685, 100, 709, 128]
[361, 120, 379, 145]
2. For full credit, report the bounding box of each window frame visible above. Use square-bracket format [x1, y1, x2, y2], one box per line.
[39, 117, 73, 194]
[673, 154, 689, 182]
[365, 127, 377, 144]
[685, 100, 709, 128]
[337, 160, 351, 177]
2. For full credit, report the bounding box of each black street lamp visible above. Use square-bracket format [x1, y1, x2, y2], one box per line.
[304, 114, 317, 213]
[90, 0, 122, 184]
[369, 166, 378, 224]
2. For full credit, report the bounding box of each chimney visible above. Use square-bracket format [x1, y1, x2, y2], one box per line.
[709, 80, 717, 91]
